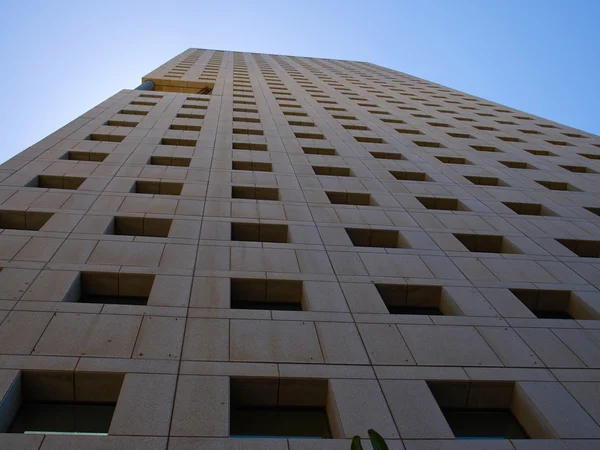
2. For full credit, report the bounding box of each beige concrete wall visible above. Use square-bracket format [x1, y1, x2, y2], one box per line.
[0, 49, 599, 448]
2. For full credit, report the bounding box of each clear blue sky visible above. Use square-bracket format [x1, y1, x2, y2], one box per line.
[0, 1, 598, 163]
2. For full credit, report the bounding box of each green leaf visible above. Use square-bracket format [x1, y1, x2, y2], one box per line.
[351, 435, 363, 450]
[368, 429, 389, 450]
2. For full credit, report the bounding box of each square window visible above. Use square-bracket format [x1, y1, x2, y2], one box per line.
[231, 278, 303, 311]
[6, 371, 123, 435]
[134, 180, 183, 195]
[312, 166, 352, 177]
[556, 238, 600, 258]
[232, 142, 268, 151]
[111, 216, 172, 237]
[584, 206, 600, 217]
[499, 161, 535, 170]
[231, 222, 288, 243]
[579, 153, 600, 160]
[427, 381, 529, 440]
[326, 191, 373, 206]
[229, 378, 332, 439]
[77, 272, 154, 305]
[470, 145, 500, 153]
[436, 156, 470, 165]
[345, 228, 403, 248]
[447, 132, 473, 139]
[64, 151, 109, 162]
[502, 202, 556, 216]
[376, 284, 444, 315]
[454, 233, 521, 254]
[396, 128, 422, 135]
[28, 175, 86, 190]
[414, 141, 443, 148]
[370, 151, 404, 160]
[525, 149, 554, 157]
[390, 171, 431, 181]
[497, 136, 522, 143]
[302, 147, 336, 156]
[560, 165, 596, 174]
[150, 156, 191, 167]
[355, 136, 385, 144]
[232, 161, 272, 172]
[232, 186, 279, 201]
[416, 196, 469, 211]
[535, 180, 580, 192]
[0, 210, 53, 231]
[509, 288, 581, 319]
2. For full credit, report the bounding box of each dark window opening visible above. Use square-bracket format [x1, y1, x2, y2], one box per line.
[230, 378, 331, 439]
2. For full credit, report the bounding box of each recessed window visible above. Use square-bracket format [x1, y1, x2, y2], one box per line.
[447, 132, 473, 139]
[28, 175, 86, 190]
[519, 129, 542, 135]
[370, 151, 404, 160]
[416, 197, 469, 211]
[556, 238, 600, 258]
[232, 142, 268, 151]
[546, 140, 572, 146]
[345, 228, 403, 248]
[390, 171, 431, 181]
[312, 166, 352, 176]
[525, 149, 554, 156]
[6, 371, 123, 435]
[584, 207, 600, 217]
[579, 153, 600, 160]
[295, 132, 325, 140]
[231, 278, 302, 311]
[562, 132, 586, 138]
[535, 180, 579, 191]
[231, 222, 288, 243]
[509, 288, 581, 319]
[355, 136, 385, 144]
[454, 233, 521, 254]
[78, 272, 154, 305]
[161, 137, 197, 147]
[176, 112, 205, 119]
[497, 136, 522, 143]
[0, 210, 53, 231]
[107, 120, 138, 128]
[64, 151, 109, 162]
[134, 180, 183, 195]
[414, 141, 443, 148]
[88, 134, 125, 143]
[232, 186, 279, 201]
[473, 126, 498, 131]
[396, 128, 422, 135]
[428, 122, 451, 128]
[326, 191, 373, 206]
[470, 145, 499, 153]
[376, 284, 444, 315]
[302, 147, 336, 156]
[499, 161, 535, 169]
[502, 202, 555, 216]
[342, 124, 369, 131]
[560, 165, 596, 174]
[149, 156, 191, 167]
[232, 161, 272, 172]
[110, 216, 172, 237]
[230, 378, 332, 439]
[428, 381, 529, 440]
[436, 156, 470, 165]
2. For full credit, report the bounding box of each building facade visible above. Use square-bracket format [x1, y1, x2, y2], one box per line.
[1, 48, 600, 449]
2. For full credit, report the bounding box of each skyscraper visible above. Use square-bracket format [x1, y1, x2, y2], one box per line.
[1, 48, 600, 448]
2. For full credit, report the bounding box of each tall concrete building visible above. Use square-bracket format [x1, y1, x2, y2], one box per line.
[0, 48, 600, 449]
